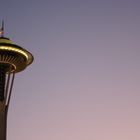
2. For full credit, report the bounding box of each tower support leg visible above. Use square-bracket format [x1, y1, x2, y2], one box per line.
[0, 103, 7, 140]
[0, 66, 15, 140]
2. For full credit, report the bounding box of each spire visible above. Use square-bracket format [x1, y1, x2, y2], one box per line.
[0, 20, 4, 37]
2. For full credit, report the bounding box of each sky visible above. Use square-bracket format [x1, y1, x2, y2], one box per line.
[0, 0, 140, 140]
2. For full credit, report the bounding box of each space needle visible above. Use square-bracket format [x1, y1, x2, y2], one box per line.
[0, 21, 34, 140]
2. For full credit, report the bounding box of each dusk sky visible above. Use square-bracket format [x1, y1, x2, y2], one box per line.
[1, 0, 140, 140]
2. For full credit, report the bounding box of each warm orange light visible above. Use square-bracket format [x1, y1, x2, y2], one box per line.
[0, 46, 29, 59]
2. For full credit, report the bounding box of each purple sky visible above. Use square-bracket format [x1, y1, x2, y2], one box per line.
[1, 0, 140, 140]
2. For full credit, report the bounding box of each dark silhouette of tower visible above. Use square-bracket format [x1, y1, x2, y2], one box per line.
[0, 22, 33, 140]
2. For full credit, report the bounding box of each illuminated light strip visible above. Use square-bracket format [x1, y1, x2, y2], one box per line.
[0, 46, 29, 59]
[0, 61, 16, 72]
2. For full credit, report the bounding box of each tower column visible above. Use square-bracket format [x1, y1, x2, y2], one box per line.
[0, 64, 9, 140]
[0, 103, 7, 140]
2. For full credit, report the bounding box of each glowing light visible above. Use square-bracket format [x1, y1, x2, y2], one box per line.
[0, 46, 29, 59]
[0, 61, 16, 72]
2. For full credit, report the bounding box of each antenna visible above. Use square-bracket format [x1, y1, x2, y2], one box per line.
[0, 20, 4, 37]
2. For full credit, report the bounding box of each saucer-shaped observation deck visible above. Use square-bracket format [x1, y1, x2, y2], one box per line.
[0, 37, 33, 73]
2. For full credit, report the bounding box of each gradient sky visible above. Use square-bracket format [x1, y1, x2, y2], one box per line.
[1, 0, 140, 140]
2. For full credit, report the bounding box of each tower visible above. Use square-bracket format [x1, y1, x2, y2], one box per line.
[0, 22, 34, 140]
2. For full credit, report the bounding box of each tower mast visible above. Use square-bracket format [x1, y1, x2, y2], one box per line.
[0, 22, 34, 140]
